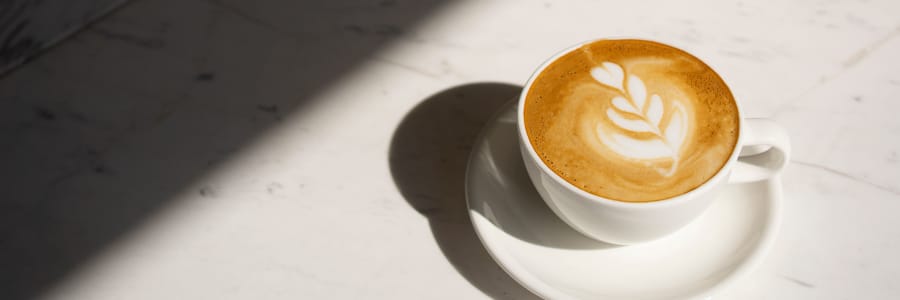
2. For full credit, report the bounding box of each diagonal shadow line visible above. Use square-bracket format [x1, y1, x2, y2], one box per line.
[0, 0, 453, 298]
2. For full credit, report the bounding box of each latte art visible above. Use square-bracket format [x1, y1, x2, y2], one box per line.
[524, 39, 739, 202]
[590, 61, 689, 177]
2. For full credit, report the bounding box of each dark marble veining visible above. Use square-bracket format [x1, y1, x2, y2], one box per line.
[1, 0, 129, 74]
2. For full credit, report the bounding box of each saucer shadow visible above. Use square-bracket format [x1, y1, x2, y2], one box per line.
[388, 83, 540, 299]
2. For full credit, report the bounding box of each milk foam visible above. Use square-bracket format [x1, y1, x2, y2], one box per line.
[591, 62, 690, 176]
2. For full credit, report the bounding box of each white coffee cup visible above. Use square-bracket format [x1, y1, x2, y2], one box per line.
[517, 39, 791, 245]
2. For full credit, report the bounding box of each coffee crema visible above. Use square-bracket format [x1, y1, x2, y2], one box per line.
[524, 39, 739, 202]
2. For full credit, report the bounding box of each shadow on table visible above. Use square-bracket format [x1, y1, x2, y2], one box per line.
[388, 83, 541, 300]
[0, 0, 451, 299]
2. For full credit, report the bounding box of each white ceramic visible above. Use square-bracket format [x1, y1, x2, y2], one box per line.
[517, 39, 791, 245]
[466, 101, 782, 300]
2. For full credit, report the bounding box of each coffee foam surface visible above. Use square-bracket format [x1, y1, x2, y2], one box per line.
[524, 39, 739, 202]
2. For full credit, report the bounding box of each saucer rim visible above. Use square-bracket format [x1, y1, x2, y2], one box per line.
[464, 103, 782, 300]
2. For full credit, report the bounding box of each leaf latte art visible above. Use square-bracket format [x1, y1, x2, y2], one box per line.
[590, 61, 689, 177]
[524, 39, 739, 202]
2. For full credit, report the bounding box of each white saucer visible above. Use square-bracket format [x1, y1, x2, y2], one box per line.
[465, 101, 782, 300]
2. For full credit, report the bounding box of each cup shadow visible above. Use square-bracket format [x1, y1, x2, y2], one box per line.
[388, 83, 540, 299]
[465, 101, 618, 250]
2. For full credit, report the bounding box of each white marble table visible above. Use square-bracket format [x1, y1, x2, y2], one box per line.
[1, 0, 899, 299]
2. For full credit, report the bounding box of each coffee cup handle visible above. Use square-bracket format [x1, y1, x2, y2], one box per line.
[729, 118, 792, 183]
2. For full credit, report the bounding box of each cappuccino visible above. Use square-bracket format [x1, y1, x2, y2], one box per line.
[524, 39, 739, 202]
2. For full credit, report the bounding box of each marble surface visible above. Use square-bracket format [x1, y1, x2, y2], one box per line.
[1, 0, 899, 299]
[0, 0, 128, 73]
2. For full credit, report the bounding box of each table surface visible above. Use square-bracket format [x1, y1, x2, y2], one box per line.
[2, 0, 899, 299]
